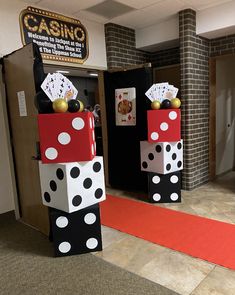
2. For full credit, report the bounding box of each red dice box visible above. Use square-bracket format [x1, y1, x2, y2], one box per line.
[147, 109, 181, 143]
[38, 112, 96, 163]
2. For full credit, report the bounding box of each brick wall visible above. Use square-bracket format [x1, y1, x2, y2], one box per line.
[210, 34, 235, 57]
[105, 23, 149, 69]
[179, 9, 210, 190]
[150, 47, 180, 68]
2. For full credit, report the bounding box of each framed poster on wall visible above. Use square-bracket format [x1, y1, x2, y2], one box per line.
[115, 87, 136, 126]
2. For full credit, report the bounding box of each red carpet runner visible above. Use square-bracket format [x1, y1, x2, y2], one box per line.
[100, 195, 235, 270]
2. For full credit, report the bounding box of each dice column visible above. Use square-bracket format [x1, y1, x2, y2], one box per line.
[37, 112, 106, 257]
[140, 108, 183, 203]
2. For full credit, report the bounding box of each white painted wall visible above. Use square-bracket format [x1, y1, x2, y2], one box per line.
[0, 0, 107, 69]
[136, 16, 179, 51]
[197, 1, 235, 39]
[216, 57, 235, 176]
[137, 1, 235, 50]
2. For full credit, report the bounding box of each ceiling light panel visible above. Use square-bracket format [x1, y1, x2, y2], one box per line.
[85, 0, 136, 19]
[38, 0, 105, 15]
[111, 0, 186, 29]
[182, 0, 232, 10]
[115, 0, 163, 9]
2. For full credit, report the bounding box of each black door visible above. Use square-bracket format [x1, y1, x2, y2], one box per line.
[104, 67, 152, 192]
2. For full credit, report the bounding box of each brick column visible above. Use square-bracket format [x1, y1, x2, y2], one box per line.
[179, 9, 210, 190]
[105, 23, 149, 69]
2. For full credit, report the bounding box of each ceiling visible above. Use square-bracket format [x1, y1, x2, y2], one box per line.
[22, 0, 232, 29]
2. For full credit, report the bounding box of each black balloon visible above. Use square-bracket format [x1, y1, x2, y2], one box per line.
[161, 99, 171, 109]
[68, 99, 80, 112]
[34, 91, 54, 114]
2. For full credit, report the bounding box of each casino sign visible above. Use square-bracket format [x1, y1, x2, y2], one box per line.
[20, 6, 89, 64]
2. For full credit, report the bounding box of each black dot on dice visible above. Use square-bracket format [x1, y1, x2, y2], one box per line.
[177, 142, 182, 150]
[93, 162, 101, 173]
[148, 153, 154, 160]
[83, 178, 92, 189]
[56, 168, 64, 180]
[166, 163, 171, 171]
[155, 145, 162, 153]
[142, 161, 148, 169]
[44, 192, 51, 202]
[172, 153, 177, 160]
[70, 167, 80, 178]
[177, 161, 182, 168]
[166, 145, 171, 152]
[50, 180, 57, 192]
[72, 195, 82, 206]
[95, 188, 103, 199]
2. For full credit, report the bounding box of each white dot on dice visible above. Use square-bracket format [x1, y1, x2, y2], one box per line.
[45, 147, 58, 160]
[58, 241, 71, 253]
[86, 237, 98, 249]
[160, 122, 168, 131]
[153, 193, 161, 201]
[169, 111, 177, 120]
[151, 132, 159, 141]
[170, 193, 179, 201]
[72, 118, 85, 130]
[84, 213, 96, 225]
[152, 176, 160, 184]
[170, 175, 179, 184]
[56, 216, 69, 228]
[58, 132, 71, 145]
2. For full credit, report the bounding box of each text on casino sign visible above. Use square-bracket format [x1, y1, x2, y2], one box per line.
[20, 7, 89, 64]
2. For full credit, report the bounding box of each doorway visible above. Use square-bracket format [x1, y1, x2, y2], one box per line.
[209, 55, 235, 178]
[153, 64, 181, 97]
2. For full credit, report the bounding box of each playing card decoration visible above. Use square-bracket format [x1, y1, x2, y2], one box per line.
[115, 87, 136, 126]
[145, 82, 180, 110]
[145, 82, 178, 102]
[41, 73, 78, 102]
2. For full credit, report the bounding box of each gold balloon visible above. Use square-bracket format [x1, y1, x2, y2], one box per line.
[151, 100, 161, 110]
[171, 98, 181, 109]
[52, 98, 68, 113]
[78, 100, 84, 112]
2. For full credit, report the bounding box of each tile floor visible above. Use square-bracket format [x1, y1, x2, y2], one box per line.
[93, 172, 235, 295]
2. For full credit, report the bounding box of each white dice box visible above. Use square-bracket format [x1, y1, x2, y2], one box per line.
[140, 140, 183, 174]
[38, 156, 106, 213]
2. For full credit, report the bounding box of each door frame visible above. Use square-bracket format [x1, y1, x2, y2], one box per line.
[209, 54, 235, 180]
[97, 70, 109, 186]
[209, 57, 216, 180]
[0, 65, 19, 218]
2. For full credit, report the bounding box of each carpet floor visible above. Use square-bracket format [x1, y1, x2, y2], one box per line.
[0, 211, 178, 295]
